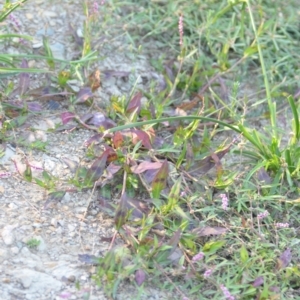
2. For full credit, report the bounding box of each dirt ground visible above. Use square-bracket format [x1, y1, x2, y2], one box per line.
[0, 1, 175, 299]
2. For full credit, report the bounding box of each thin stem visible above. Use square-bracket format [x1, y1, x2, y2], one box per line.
[246, 0, 277, 138]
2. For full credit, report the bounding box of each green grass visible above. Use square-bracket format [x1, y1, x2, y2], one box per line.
[1, 0, 300, 299]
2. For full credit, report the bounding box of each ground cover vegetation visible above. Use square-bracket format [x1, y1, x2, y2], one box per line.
[1, 0, 300, 299]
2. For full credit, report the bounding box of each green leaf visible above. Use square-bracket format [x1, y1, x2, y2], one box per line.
[244, 45, 258, 57]
[42, 36, 55, 69]
[4, 115, 28, 129]
[203, 240, 226, 254]
[240, 245, 249, 263]
[23, 163, 32, 182]
[288, 95, 299, 143]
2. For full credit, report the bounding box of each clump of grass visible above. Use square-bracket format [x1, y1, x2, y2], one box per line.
[26, 238, 41, 249]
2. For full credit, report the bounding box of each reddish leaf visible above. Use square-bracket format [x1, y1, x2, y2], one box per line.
[135, 269, 146, 286]
[107, 151, 118, 163]
[81, 112, 116, 129]
[84, 133, 106, 147]
[257, 167, 272, 184]
[177, 95, 202, 111]
[61, 112, 76, 125]
[125, 196, 150, 220]
[27, 102, 43, 112]
[276, 248, 292, 270]
[19, 59, 30, 96]
[76, 87, 93, 103]
[152, 160, 168, 198]
[126, 91, 142, 115]
[192, 226, 227, 237]
[131, 161, 162, 174]
[188, 146, 230, 175]
[252, 276, 264, 287]
[44, 191, 66, 209]
[84, 149, 109, 186]
[115, 192, 129, 230]
[113, 132, 123, 149]
[98, 196, 115, 215]
[131, 129, 152, 149]
[143, 169, 159, 185]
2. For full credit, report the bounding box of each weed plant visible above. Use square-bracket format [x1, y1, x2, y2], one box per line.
[1, 0, 300, 299]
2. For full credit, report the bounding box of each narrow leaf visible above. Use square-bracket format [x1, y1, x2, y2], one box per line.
[84, 149, 109, 186]
[131, 161, 162, 174]
[152, 160, 168, 198]
[44, 191, 66, 209]
[23, 163, 32, 182]
[115, 192, 129, 230]
[126, 91, 142, 115]
[19, 59, 30, 96]
[61, 112, 76, 125]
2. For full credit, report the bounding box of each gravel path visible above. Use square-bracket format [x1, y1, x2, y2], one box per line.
[0, 1, 173, 299]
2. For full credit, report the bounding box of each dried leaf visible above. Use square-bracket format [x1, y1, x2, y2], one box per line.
[19, 59, 30, 96]
[135, 269, 146, 286]
[126, 91, 142, 115]
[152, 160, 168, 198]
[44, 191, 66, 209]
[113, 132, 123, 149]
[177, 96, 202, 112]
[192, 226, 227, 237]
[88, 69, 101, 92]
[131, 161, 162, 174]
[84, 149, 109, 186]
[276, 248, 292, 270]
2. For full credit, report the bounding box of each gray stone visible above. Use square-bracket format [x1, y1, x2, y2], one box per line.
[1, 224, 17, 245]
[11, 269, 62, 293]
